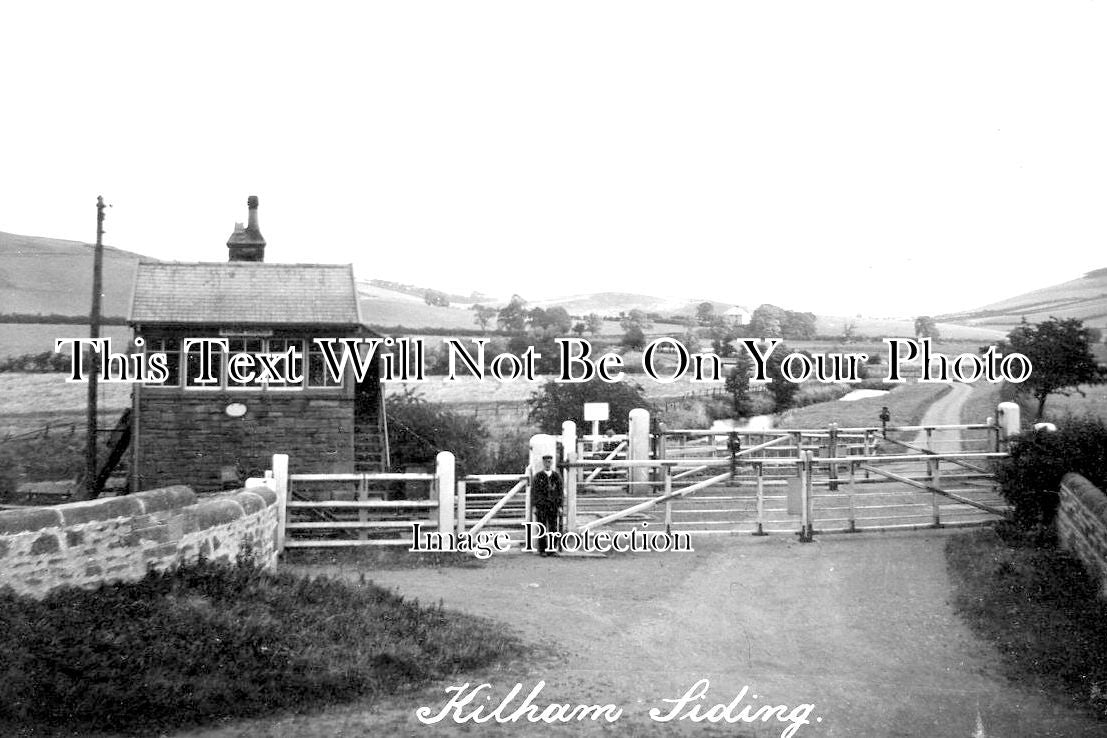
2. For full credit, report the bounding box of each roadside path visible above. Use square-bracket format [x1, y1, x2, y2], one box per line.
[178, 530, 1102, 738]
[910, 381, 974, 449]
[173, 383, 1100, 737]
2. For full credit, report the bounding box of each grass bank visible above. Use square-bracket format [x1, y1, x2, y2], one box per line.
[776, 381, 950, 430]
[946, 527, 1107, 720]
[0, 556, 523, 735]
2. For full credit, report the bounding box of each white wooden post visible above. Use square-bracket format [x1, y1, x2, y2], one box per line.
[628, 408, 650, 495]
[997, 402, 1020, 446]
[562, 421, 577, 532]
[663, 463, 673, 534]
[272, 454, 289, 555]
[436, 451, 455, 535]
[456, 480, 467, 535]
[357, 473, 369, 542]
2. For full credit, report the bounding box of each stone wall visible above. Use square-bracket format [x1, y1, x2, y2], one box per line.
[135, 390, 354, 491]
[0, 484, 279, 599]
[1057, 473, 1107, 598]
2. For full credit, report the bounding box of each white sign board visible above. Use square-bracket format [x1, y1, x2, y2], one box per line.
[583, 402, 609, 422]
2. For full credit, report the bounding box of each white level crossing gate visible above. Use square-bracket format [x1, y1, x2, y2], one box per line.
[259, 421, 1010, 552]
[561, 422, 1009, 540]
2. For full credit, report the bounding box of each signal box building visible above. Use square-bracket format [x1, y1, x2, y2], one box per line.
[127, 197, 388, 492]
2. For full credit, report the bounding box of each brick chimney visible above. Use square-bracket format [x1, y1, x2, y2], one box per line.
[227, 195, 266, 262]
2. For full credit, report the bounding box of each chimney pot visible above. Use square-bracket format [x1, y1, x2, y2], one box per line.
[227, 195, 266, 262]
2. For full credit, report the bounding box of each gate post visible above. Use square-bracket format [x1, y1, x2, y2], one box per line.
[996, 402, 1020, 449]
[628, 408, 650, 495]
[929, 457, 942, 528]
[663, 463, 673, 534]
[799, 450, 814, 543]
[456, 480, 467, 535]
[272, 454, 289, 555]
[847, 461, 857, 532]
[753, 462, 767, 536]
[436, 451, 455, 536]
[562, 421, 578, 532]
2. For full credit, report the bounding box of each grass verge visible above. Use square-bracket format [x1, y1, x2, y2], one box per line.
[0, 554, 524, 735]
[946, 527, 1107, 720]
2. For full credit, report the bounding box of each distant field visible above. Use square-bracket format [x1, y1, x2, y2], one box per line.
[0, 323, 133, 359]
[814, 316, 1005, 342]
[0, 370, 720, 434]
[384, 373, 723, 404]
[0, 373, 130, 415]
[361, 299, 488, 331]
[363, 299, 688, 338]
[1040, 383, 1107, 425]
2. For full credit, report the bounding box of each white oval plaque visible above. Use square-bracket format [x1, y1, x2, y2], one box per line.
[225, 402, 248, 418]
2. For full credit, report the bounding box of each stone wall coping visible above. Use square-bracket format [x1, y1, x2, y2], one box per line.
[0, 485, 199, 535]
[1061, 473, 1107, 518]
[0, 484, 283, 538]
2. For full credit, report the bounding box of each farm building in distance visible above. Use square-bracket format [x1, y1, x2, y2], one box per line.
[127, 196, 388, 492]
[724, 306, 751, 325]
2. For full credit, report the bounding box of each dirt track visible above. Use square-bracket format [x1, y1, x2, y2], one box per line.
[178, 529, 1103, 738]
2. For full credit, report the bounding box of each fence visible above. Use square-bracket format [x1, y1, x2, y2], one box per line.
[255, 452, 456, 550]
[261, 418, 1009, 553]
[562, 422, 1008, 538]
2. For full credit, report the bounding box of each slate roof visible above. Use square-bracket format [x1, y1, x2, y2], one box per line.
[129, 262, 364, 325]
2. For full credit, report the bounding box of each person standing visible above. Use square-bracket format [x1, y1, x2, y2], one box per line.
[531, 454, 563, 557]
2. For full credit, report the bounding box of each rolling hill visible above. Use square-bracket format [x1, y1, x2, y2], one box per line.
[938, 268, 1107, 333]
[0, 231, 145, 318]
[1, 228, 1064, 354]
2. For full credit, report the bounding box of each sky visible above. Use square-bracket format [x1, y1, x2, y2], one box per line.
[2, 2, 1106, 318]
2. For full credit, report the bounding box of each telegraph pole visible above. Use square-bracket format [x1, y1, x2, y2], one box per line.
[85, 196, 106, 498]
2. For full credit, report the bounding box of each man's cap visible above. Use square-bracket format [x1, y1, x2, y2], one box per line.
[542, 454, 554, 459]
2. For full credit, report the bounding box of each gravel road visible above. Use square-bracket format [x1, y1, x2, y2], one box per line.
[178, 529, 1103, 738]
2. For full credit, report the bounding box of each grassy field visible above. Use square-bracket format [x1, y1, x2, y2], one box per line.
[0, 323, 133, 360]
[776, 380, 949, 430]
[813, 316, 1006, 342]
[1039, 383, 1107, 424]
[959, 382, 1004, 426]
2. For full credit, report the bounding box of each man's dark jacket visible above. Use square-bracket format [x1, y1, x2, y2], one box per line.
[532, 469, 563, 512]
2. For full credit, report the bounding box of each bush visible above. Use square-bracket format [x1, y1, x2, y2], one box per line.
[386, 390, 489, 476]
[996, 416, 1107, 528]
[0, 350, 72, 373]
[0, 424, 120, 490]
[658, 400, 711, 429]
[483, 425, 534, 474]
[528, 378, 654, 435]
